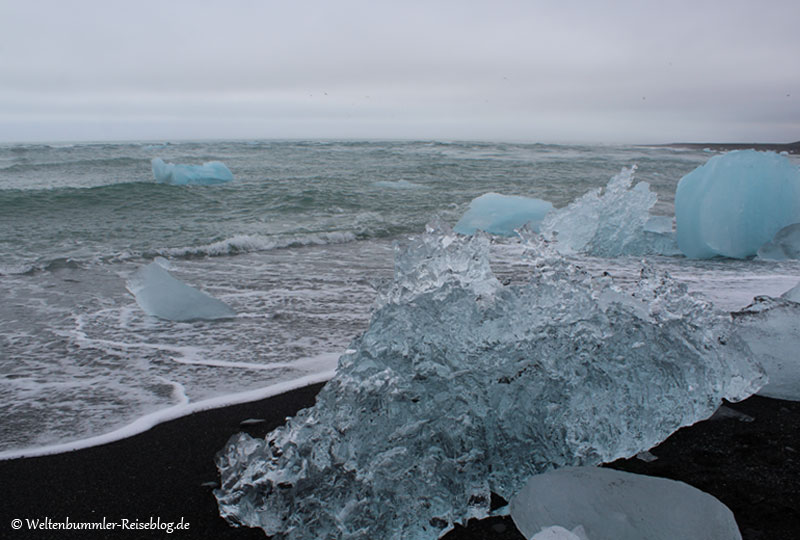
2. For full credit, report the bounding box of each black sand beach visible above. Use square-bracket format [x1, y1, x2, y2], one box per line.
[2, 384, 798, 539]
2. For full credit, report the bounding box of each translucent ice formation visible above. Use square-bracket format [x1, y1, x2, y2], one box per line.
[733, 290, 800, 401]
[454, 193, 553, 236]
[215, 223, 762, 540]
[675, 150, 800, 259]
[151, 157, 234, 185]
[510, 467, 741, 540]
[127, 258, 235, 321]
[540, 166, 677, 256]
[757, 223, 800, 260]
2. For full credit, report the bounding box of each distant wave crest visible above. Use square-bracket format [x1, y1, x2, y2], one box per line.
[157, 232, 358, 258]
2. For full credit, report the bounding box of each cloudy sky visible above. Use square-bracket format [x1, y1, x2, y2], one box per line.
[1, 0, 798, 143]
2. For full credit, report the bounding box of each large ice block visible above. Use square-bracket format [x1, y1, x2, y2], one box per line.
[127, 259, 235, 321]
[675, 150, 800, 259]
[214, 223, 762, 540]
[510, 467, 741, 540]
[151, 157, 234, 185]
[454, 193, 553, 236]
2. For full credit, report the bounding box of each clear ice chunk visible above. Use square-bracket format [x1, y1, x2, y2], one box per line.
[127, 258, 235, 321]
[454, 193, 553, 236]
[733, 290, 800, 401]
[214, 222, 763, 540]
[756, 223, 800, 260]
[539, 166, 677, 256]
[151, 157, 234, 185]
[510, 467, 741, 540]
[675, 150, 800, 259]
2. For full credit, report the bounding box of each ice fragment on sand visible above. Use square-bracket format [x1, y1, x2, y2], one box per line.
[151, 157, 234, 185]
[540, 166, 677, 256]
[733, 291, 800, 401]
[757, 223, 800, 260]
[127, 259, 235, 321]
[454, 193, 553, 236]
[214, 222, 762, 540]
[510, 467, 741, 540]
[675, 150, 800, 259]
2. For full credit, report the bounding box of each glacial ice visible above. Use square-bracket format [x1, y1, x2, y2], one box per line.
[539, 166, 678, 256]
[214, 222, 763, 540]
[756, 223, 800, 260]
[675, 150, 800, 259]
[510, 467, 741, 540]
[454, 193, 553, 236]
[733, 290, 800, 401]
[127, 258, 235, 321]
[151, 157, 234, 185]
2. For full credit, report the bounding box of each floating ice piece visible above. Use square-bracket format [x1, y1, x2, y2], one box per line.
[151, 157, 234, 185]
[757, 223, 800, 260]
[675, 150, 800, 259]
[454, 193, 553, 236]
[733, 292, 800, 401]
[510, 467, 741, 540]
[127, 259, 235, 321]
[214, 222, 762, 540]
[540, 166, 677, 256]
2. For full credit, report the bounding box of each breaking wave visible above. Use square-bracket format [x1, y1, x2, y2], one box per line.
[156, 232, 359, 258]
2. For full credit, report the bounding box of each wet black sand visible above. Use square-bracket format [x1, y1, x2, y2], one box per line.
[1, 385, 798, 539]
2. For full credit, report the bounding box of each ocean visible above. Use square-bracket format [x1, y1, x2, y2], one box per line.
[1, 140, 799, 457]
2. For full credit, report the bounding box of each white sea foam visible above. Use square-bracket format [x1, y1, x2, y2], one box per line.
[0, 364, 337, 461]
[158, 232, 357, 257]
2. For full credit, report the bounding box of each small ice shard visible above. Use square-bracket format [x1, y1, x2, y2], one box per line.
[214, 222, 762, 540]
[635, 450, 658, 462]
[510, 467, 741, 540]
[757, 223, 800, 260]
[151, 157, 234, 185]
[127, 260, 235, 321]
[733, 293, 800, 401]
[540, 166, 677, 256]
[708, 405, 754, 423]
[454, 193, 553, 236]
[675, 150, 800, 259]
[530, 525, 589, 540]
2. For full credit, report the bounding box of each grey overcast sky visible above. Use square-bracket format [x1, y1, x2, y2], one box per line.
[1, 0, 798, 143]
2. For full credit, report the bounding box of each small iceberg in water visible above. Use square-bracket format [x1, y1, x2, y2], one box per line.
[540, 166, 678, 256]
[127, 258, 235, 321]
[151, 157, 234, 185]
[454, 192, 553, 236]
